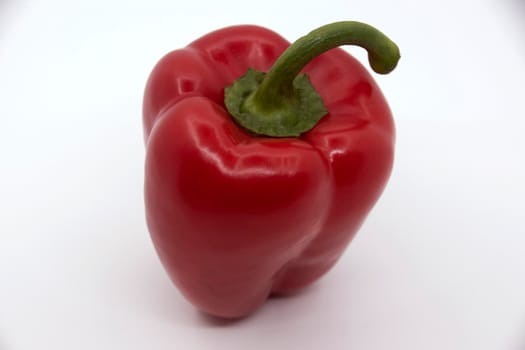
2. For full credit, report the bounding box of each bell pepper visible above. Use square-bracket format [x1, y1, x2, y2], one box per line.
[143, 21, 400, 318]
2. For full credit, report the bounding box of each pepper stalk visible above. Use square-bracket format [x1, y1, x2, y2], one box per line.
[224, 21, 400, 137]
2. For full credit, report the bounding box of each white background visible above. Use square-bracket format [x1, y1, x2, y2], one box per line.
[1, 0, 524, 349]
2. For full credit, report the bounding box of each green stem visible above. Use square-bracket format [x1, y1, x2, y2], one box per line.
[224, 21, 400, 137]
[253, 21, 400, 109]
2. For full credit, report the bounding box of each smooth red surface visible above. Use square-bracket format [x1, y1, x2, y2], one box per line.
[143, 25, 395, 318]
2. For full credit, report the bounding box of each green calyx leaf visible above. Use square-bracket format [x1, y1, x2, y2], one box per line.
[224, 68, 328, 137]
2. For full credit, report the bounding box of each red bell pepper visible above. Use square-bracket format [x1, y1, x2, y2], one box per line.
[143, 21, 400, 318]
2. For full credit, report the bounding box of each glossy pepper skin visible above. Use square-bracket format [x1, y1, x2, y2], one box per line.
[143, 24, 395, 318]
